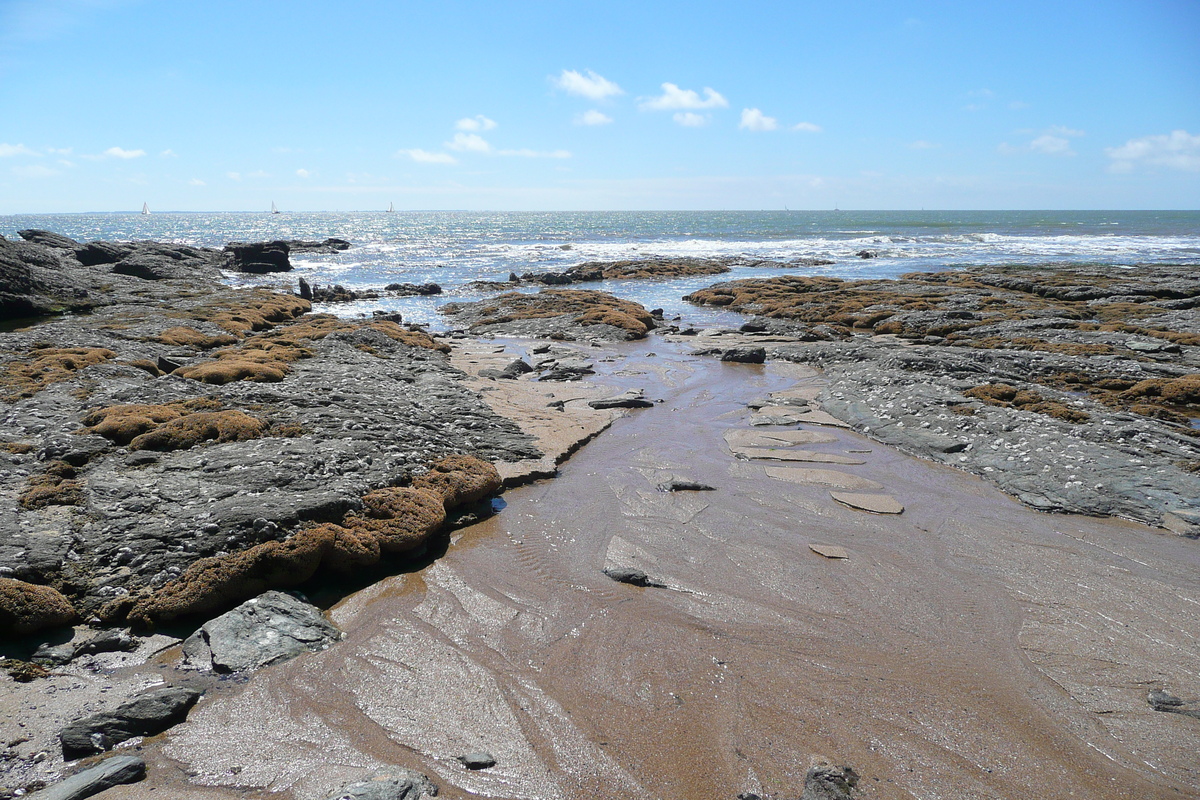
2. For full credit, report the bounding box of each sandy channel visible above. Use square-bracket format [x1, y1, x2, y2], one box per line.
[105, 339, 1200, 800]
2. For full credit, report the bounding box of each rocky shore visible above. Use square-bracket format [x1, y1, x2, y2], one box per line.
[683, 264, 1200, 531]
[3, 237, 1199, 799]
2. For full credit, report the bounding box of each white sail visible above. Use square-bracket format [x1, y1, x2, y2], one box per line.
[271, 201, 280, 214]
[387, 202, 395, 212]
[141, 202, 149, 215]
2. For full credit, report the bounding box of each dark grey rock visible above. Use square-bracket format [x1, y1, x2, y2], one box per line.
[18, 230, 80, 250]
[30, 754, 145, 800]
[500, 358, 533, 378]
[800, 763, 859, 800]
[224, 240, 292, 273]
[456, 751, 496, 770]
[383, 282, 442, 296]
[588, 390, 654, 409]
[182, 591, 341, 673]
[286, 238, 352, 253]
[603, 567, 665, 588]
[60, 686, 201, 759]
[657, 479, 715, 492]
[321, 769, 438, 800]
[721, 347, 766, 364]
[73, 629, 138, 657]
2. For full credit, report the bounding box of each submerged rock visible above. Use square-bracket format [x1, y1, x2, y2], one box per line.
[800, 762, 860, 800]
[181, 591, 341, 673]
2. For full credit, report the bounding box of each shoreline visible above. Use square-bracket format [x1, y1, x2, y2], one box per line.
[2, 231, 1199, 799]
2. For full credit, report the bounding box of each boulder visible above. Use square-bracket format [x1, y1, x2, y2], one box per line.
[0, 578, 77, 637]
[321, 769, 438, 800]
[603, 567, 665, 588]
[60, 687, 202, 759]
[17, 229, 80, 249]
[800, 763, 860, 800]
[721, 347, 767, 364]
[224, 241, 292, 273]
[31, 755, 145, 800]
[588, 390, 654, 409]
[181, 590, 341, 673]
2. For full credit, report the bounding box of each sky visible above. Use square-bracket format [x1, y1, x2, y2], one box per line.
[0, 0, 1197, 212]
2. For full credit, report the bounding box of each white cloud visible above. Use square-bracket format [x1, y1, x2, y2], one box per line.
[673, 112, 708, 127]
[227, 171, 242, 181]
[792, 122, 822, 133]
[189, 178, 206, 186]
[1106, 130, 1200, 172]
[446, 132, 492, 153]
[575, 109, 613, 126]
[1030, 134, 1074, 155]
[396, 149, 458, 165]
[103, 146, 145, 159]
[12, 164, 59, 178]
[498, 149, 571, 159]
[0, 143, 38, 157]
[553, 69, 623, 100]
[160, 149, 177, 158]
[1048, 125, 1085, 138]
[640, 83, 728, 111]
[296, 168, 311, 178]
[739, 108, 778, 131]
[46, 147, 71, 155]
[455, 115, 497, 132]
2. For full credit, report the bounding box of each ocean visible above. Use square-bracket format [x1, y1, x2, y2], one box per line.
[3, 210, 1198, 329]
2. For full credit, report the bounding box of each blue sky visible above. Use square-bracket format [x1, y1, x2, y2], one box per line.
[1, 0, 1197, 212]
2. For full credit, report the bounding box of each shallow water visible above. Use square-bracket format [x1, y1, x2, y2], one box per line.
[142, 342, 1200, 800]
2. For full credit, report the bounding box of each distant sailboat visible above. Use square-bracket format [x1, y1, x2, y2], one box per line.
[141, 202, 149, 215]
[271, 201, 280, 214]
[387, 202, 395, 213]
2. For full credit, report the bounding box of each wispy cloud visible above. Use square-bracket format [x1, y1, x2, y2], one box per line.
[455, 115, 497, 132]
[296, 168, 311, 178]
[227, 171, 241, 181]
[497, 149, 571, 159]
[0, 143, 39, 157]
[12, 164, 59, 178]
[396, 149, 458, 165]
[1106, 130, 1200, 173]
[575, 109, 613, 126]
[160, 149, 177, 158]
[673, 112, 708, 127]
[1000, 126, 1085, 157]
[739, 108, 777, 131]
[188, 178, 206, 186]
[792, 122, 822, 133]
[446, 132, 491, 153]
[640, 83, 728, 111]
[553, 69, 623, 100]
[103, 146, 146, 159]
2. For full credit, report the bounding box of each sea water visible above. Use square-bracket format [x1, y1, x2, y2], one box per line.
[3, 210, 1197, 329]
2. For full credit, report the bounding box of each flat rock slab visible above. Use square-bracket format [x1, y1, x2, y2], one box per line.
[182, 591, 342, 673]
[60, 686, 202, 759]
[830, 491, 905, 515]
[31, 755, 145, 800]
[768, 386, 822, 404]
[724, 429, 839, 449]
[764, 467, 884, 491]
[734, 447, 865, 465]
[809, 544, 850, 559]
[792, 409, 852, 428]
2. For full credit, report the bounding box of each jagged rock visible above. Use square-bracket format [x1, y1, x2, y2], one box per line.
[383, 282, 442, 296]
[31, 755, 145, 800]
[224, 240, 292, 273]
[286, 238, 352, 253]
[59, 687, 202, 759]
[298, 277, 314, 300]
[441, 289, 655, 341]
[18, 229, 80, 249]
[321, 769, 438, 800]
[603, 567, 665, 588]
[181, 591, 341, 673]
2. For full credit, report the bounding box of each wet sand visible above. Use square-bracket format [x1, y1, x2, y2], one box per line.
[103, 340, 1199, 799]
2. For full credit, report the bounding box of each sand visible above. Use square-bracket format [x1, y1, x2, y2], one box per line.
[55, 340, 1200, 799]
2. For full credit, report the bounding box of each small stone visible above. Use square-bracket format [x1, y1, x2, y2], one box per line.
[657, 479, 715, 492]
[603, 567, 665, 588]
[456, 751, 496, 770]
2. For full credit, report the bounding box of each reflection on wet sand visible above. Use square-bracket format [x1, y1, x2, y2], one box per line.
[152, 341, 1200, 800]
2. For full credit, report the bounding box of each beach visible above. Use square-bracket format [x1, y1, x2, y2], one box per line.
[2, 226, 1199, 799]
